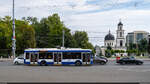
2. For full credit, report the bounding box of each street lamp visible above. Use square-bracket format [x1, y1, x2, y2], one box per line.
[12, 0, 16, 59]
[62, 29, 65, 48]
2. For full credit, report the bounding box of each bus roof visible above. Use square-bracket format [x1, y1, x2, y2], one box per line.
[24, 48, 92, 52]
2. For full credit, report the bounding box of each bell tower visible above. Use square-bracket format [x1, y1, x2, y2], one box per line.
[116, 20, 125, 48]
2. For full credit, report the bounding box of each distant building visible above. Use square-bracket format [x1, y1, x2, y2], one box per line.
[126, 31, 149, 46]
[101, 20, 126, 56]
[101, 30, 115, 56]
[115, 21, 126, 50]
[95, 45, 102, 56]
[104, 30, 115, 47]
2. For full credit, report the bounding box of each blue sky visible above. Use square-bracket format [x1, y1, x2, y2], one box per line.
[0, 0, 150, 46]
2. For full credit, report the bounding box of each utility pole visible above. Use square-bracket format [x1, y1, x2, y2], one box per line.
[62, 29, 65, 48]
[12, 0, 16, 59]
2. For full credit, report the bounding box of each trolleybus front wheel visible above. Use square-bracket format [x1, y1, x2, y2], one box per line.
[75, 61, 82, 66]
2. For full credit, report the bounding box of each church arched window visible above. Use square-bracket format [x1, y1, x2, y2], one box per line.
[120, 32, 122, 37]
[119, 25, 122, 30]
[120, 40, 123, 47]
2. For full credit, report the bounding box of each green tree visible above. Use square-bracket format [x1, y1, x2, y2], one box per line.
[73, 31, 94, 52]
[0, 14, 94, 56]
[148, 43, 150, 55]
[15, 20, 36, 54]
[64, 28, 77, 48]
[28, 14, 79, 48]
[138, 38, 148, 56]
[127, 43, 136, 50]
[73, 31, 88, 48]
[0, 16, 36, 56]
[105, 45, 112, 58]
[0, 16, 12, 57]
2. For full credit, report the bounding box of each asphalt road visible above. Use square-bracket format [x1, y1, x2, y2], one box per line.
[0, 60, 150, 82]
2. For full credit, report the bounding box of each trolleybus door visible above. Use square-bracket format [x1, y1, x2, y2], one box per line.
[30, 52, 38, 64]
[82, 53, 91, 65]
[54, 52, 62, 64]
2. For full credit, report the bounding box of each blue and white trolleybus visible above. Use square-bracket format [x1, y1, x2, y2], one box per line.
[24, 48, 93, 66]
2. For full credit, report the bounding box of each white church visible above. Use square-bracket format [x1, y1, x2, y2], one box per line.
[101, 21, 127, 56]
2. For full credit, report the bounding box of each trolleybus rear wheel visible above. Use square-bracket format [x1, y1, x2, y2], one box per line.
[40, 61, 47, 66]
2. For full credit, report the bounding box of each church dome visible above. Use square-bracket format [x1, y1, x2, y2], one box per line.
[118, 21, 123, 26]
[105, 31, 115, 41]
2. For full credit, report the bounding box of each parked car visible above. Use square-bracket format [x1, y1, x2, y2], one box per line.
[99, 56, 108, 63]
[13, 56, 24, 65]
[93, 56, 108, 65]
[116, 57, 143, 65]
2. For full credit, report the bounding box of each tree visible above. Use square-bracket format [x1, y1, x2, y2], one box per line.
[105, 45, 112, 58]
[36, 18, 51, 48]
[0, 14, 94, 57]
[15, 20, 36, 54]
[138, 38, 148, 56]
[73, 31, 94, 52]
[73, 31, 88, 48]
[110, 50, 115, 56]
[0, 16, 12, 57]
[105, 50, 111, 58]
[22, 17, 41, 48]
[148, 43, 150, 55]
[64, 28, 77, 48]
[21, 14, 94, 49]
[107, 45, 112, 50]
[127, 43, 136, 50]
[0, 16, 36, 56]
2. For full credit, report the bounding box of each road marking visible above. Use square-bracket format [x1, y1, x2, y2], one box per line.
[118, 68, 150, 72]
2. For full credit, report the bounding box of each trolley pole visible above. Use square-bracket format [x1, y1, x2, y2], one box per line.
[12, 0, 16, 59]
[62, 29, 65, 48]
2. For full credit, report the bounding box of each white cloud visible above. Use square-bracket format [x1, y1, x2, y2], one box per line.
[0, 6, 11, 14]
[117, 0, 132, 3]
[3, 0, 100, 20]
[65, 9, 150, 46]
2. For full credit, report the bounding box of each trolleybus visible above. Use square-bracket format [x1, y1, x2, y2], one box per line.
[24, 48, 93, 66]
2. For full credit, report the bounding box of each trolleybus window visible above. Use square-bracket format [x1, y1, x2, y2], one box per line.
[39, 52, 53, 59]
[63, 52, 71, 59]
[63, 52, 81, 59]
[39, 52, 45, 59]
[46, 52, 53, 59]
[26, 53, 29, 59]
[72, 52, 81, 59]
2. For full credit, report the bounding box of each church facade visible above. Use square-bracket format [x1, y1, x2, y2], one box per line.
[115, 21, 126, 50]
[101, 21, 127, 56]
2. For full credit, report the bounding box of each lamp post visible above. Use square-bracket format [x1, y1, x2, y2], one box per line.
[12, 0, 16, 59]
[62, 29, 65, 48]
